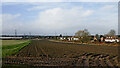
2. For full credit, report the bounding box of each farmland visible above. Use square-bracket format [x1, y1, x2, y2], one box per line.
[2, 40, 119, 67]
[2, 40, 30, 57]
[2, 40, 28, 46]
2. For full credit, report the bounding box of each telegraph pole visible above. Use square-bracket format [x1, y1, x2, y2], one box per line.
[15, 29, 17, 37]
[29, 32, 31, 39]
[24, 33, 26, 39]
[55, 32, 57, 40]
[55, 32, 56, 36]
[66, 33, 67, 36]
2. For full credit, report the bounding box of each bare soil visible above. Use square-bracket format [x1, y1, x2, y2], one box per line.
[2, 40, 119, 67]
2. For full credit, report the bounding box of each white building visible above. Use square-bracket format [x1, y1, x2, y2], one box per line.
[59, 37, 79, 41]
[0, 37, 23, 40]
[105, 36, 119, 43]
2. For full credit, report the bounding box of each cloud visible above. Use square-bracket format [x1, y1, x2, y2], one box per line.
[31, 7, 94, 33]
[27, 3, 72, 11]
[2, 0, 64, 2]
[3, 14, 20, 21]
[27, 6, 49, 11]
[2, 0, 119, 2]
[2, 14, 23, 34]
[100, 5, 116, 11]
[27, 5, 58, 11]
[65, 0, 119, 2]
[84, 5, 118, 34]
[2, 4, 118, 35]
[2, 6, 94, 35]
[29, 4, 117, 35]
[82, 10, 94, 17]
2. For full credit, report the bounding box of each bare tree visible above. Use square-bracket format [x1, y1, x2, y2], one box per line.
[75, 29, 90, 43]
[75, 29, 90, 37]
[107, 29, 116, 36]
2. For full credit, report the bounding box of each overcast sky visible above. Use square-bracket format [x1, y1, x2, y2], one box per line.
[1, 2, 118, 36]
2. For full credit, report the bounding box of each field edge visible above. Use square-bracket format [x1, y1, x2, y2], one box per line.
[2, 40, 31, 57]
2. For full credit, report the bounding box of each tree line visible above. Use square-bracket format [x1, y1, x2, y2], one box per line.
[75, 29, 116, 43]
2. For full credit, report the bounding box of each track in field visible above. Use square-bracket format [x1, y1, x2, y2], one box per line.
[2, 40, 119, 67]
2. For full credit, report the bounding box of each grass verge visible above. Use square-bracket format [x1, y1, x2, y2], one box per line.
[2, 64, 34, 68]
[2, 40, 31, 57]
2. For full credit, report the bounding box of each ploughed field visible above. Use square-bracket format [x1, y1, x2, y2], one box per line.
[2, 40, 119, 67]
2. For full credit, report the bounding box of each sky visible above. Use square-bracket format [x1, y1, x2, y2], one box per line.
[1, 0, 119, 2]
[1, 2, 118, 36]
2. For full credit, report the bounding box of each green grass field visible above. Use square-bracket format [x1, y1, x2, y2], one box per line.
[2, 40, 31, 57]
[2, 40, 28, 46]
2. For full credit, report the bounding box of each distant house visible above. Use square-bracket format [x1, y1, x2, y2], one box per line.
[68, 36, 79, 41]
[92, 35, 105, 43]
[100, 37, 104, 43]
[93, 36, 97, 41]
[59, 37, 66, 40]
[0, 37, 23, 40]
[92, 35, 101, 42]
[59, 36, 79, 41]
[73, 37, 79, 41]
[104, 35, 119, 42]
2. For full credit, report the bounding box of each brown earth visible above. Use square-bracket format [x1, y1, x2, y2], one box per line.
[2, 40, 119, 67]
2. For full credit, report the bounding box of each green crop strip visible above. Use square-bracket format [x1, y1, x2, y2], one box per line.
[2, 40, 31, 57]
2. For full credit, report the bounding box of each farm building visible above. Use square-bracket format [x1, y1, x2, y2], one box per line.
[0, 37, 23, 40]
[68, 37, 79, 41]
[92, 35, 120, 43]
[59, 37, 66, 40]
[59, 36, 79, 41]
[104, 35, 119, 43]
